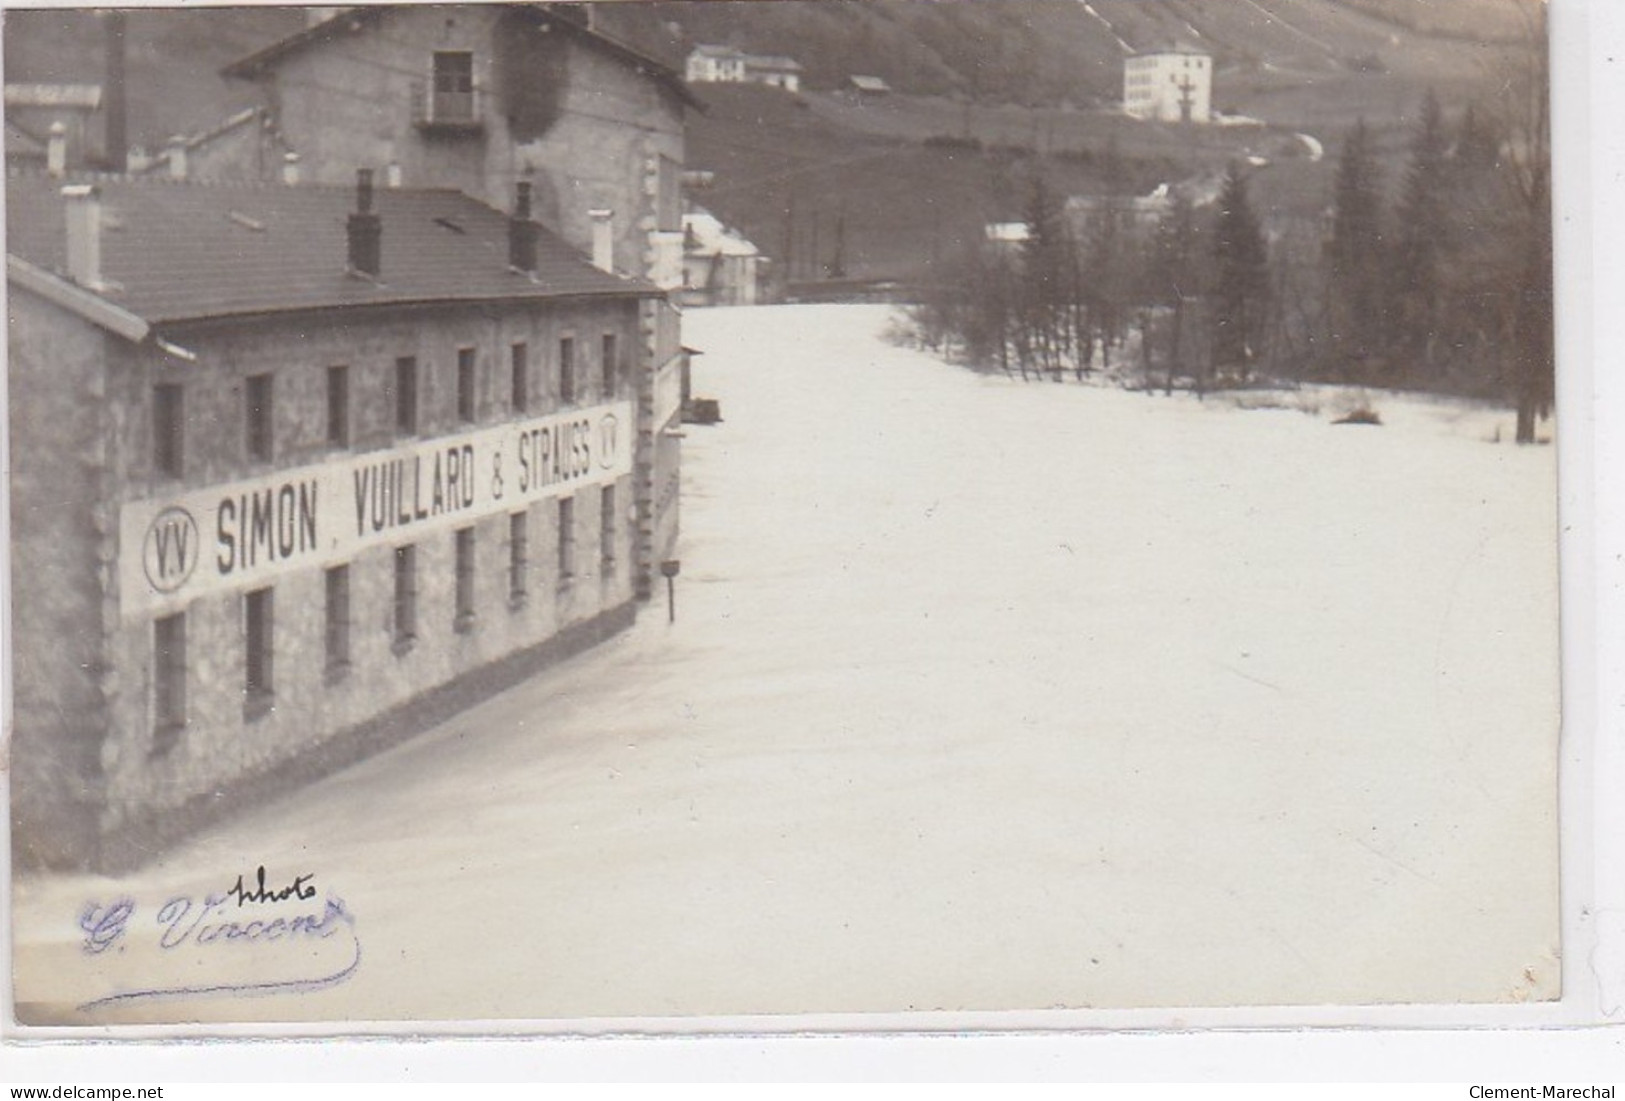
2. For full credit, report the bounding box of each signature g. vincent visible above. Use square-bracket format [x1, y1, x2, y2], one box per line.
[72, 868, 360, 1012]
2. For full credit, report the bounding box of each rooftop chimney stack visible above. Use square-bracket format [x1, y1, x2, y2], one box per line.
[46, 122, 67, 178]
[282, 152, 301, 186]
[588, 208, 614, 274]
[103, 11, 127, 173]
[165, 136, 187, 181]
[63, 184, 103, 289]
[509, 181, 538, 274]
[348, 168, 382, 277]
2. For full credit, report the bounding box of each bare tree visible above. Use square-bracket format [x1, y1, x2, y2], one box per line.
[1491, 0, 1553, 443]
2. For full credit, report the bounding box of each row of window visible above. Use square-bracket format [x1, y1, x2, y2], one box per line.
[1125, 73, 1203, 88]
[152, 333, 621, 479]
[150, 487, 618, 746]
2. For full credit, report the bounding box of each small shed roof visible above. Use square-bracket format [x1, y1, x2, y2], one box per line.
[848, 75, 892, 93]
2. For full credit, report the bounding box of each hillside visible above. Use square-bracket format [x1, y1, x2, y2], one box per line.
[651, 0, 1534, 110]
[1, 1, 1533, 147]
[1, 1, 1538, 285]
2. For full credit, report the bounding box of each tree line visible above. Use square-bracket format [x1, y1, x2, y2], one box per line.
[909, 22, 1552, 441]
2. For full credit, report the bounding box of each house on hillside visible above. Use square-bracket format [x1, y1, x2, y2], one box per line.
[1123, 45, 1212, 124]
[685, 45, 803, 93]
[8, 172, 662, 870]
[984, 222, 1031, 253]
[744, 55, 803, 93]
[686, 43, 749, 84]
[681, 209, 762, 307]
[222, 3, 697, 603]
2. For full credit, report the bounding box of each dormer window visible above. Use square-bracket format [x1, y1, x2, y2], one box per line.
[416, 51, 481, 132]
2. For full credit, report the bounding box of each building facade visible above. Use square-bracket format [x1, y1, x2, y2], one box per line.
[685, 46, 802, 94]
[685, 44, 749, 84]
[8, 175, 660, 870]
[222, 4, 694, 599]
[1123, 48, 1212, 124]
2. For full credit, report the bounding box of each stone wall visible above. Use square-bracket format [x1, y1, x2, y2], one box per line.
[8, 290, 116, 867]
[12, 292, 647, 868]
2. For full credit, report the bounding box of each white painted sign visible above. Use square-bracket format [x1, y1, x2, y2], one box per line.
[120, 401, 633, 619]
[652, 428, 681, 563]
[654, 355, 684, 429]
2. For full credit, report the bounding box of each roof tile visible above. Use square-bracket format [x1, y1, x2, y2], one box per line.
[6, 175, 655, 326]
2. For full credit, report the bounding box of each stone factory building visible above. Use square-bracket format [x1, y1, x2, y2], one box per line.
[221, 3, 694, 603]
[8, 173, 662, 869]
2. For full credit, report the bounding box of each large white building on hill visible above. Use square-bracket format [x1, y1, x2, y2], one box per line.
[1123, 46, 1212, 123]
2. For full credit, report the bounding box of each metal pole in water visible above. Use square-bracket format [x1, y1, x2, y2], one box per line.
[661, 559, 680, 624]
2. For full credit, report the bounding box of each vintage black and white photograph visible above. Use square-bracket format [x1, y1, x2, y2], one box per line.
[5, 0, 1558, 1026]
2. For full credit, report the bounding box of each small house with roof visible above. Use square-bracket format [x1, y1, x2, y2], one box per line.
[8, 172, 662, 870]
[686, 44, 750, 84]
[743, 55, 802, 93]
[681, 208, 762, 307]
[685, 45, 803, 94]
[846, 75, 892, 98]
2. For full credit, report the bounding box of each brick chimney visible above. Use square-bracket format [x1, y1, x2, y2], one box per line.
[165, 136, 187, 181]
[103, 11, 127, 173]
[509, 181, 538, 275]
[46, 122, 66, 178]
[62, 184, 102, 288]
[588, 208, 614, 274]
[347, 169, 382, 277]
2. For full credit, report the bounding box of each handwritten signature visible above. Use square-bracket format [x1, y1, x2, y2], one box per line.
[74, 885, 360, 1011]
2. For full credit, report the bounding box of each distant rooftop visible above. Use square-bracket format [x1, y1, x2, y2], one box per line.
[747, 55, 804, 73]
[4, 83, 103, 111]
[223, 5, 700, 109]
[1130, 42, 1209, 58]
[683, 209, 759, 258]
[689, 43, 748, 59]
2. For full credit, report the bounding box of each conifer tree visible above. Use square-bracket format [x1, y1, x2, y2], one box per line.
[1146, 190, 1201, 392]
[1209, 163, 1269, 382]
[1325, 119, 1388, 377]
[1391, 90, 1452, 381]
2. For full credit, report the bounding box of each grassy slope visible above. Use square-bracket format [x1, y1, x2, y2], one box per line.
[685, 83, 1220, 284]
